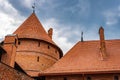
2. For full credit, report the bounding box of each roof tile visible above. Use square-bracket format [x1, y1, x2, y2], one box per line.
[43, 40, 120, 75]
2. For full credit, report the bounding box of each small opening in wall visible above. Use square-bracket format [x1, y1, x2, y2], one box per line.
[64, 77, 67, 80]
[41, 76, 45, 80]
[37, 56, 39, 62]
[87, 76, 91, 80]
[114, 76, 119, 80]
[55, 50, 57, 53]
[42, 64, 44, 66]
[38, 42, 40, 47]
[48, 45, 50, 49]
[15, 39, 17, 44]
[18, 41, 20, 45]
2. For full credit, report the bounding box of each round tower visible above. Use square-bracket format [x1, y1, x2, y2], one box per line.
[13, 13, 63, 77]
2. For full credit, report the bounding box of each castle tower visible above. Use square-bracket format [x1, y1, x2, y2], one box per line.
[12, 13, 63, 77]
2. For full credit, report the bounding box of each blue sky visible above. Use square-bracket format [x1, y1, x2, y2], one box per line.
[0, 0, 120, 53]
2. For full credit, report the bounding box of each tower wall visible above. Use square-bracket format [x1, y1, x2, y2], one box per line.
[15, 39, 60, 77]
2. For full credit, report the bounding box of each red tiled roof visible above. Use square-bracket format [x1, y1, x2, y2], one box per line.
[42, 39, 120, 75]
[13, 13, 63, 57]
[14, 13, 54, 44]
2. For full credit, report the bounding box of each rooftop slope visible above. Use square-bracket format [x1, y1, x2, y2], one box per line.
[42, 39, 120, 75]
[13, 13, 63, 57]
[13, 13, 55, 45]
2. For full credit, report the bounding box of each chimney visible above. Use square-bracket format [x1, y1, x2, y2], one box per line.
[1, 34, 18, 67]
[99, 27, 107, 59]
[48, 28, 53, 39]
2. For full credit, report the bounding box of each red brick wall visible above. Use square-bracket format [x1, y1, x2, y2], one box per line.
[0, 62, 33, 80]
[15, 39, 61, 77]
[1, 35, 17, 67]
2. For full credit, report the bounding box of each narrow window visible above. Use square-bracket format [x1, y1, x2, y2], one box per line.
[18, 41, 20, 45]
[15, 39, 17, 44]
[114, 76, 119, 80]
[48, 45, 50, 49]
[55, 50, 57, 54]
[87, 76, 91, 80]
[37, 56, 39, 62]
[41, 76, 45, 80]
[64, 77, 67, 80]
[38, 42, 40, 47]
[42, 64, 44, 66]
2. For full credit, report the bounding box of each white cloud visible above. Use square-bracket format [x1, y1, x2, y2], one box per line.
[42, 18, 99, 54]
[42, 18, 74, 54]
[0, 0, 24, 40]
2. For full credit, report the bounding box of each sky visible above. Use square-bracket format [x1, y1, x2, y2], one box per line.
[0, 0, 120, 54]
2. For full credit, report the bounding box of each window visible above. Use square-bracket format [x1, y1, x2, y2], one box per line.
[55, 50, 57, 53]
[41, 76, 45, 80]
[18, 41, 20, 45]
[64, 77, 67, 80]
[87, 76, 91, 80]
[48, 45, 50, 49]
[41, 64, 44, 66]
[114, 76, 119, 80]
[38, 42, 40, 47]
[37, 56, 39, 62]
[15, 39, 17, 44]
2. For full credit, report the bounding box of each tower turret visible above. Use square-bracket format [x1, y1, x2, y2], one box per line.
[12, 13, 63, 77]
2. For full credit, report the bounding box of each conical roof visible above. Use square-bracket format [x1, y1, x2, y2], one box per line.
[13, 13, 63, 57]
[42, 40, 120, 75]
[14, 13, 54, 44]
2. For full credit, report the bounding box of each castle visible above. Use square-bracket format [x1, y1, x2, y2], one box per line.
[0, 12, 120, 80]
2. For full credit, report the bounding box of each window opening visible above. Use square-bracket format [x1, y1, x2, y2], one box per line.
[38, 42, 40, 47]
[37, 56, 39, 62]
[114, 76, 119, 80]
[87, 76, 91, 80]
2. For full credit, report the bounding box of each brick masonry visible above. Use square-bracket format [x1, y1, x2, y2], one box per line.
[15, 39, 60, 76]
[0, 62, 33, 80]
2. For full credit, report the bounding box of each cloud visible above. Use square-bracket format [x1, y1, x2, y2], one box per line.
[103, 5, 120, 26]
[0, 0, 101, 54]
[42, 18, 75, 54]
[64, 0, 90, 16]
[42, 18, 99, 54]
[0, 0, 24, 40]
